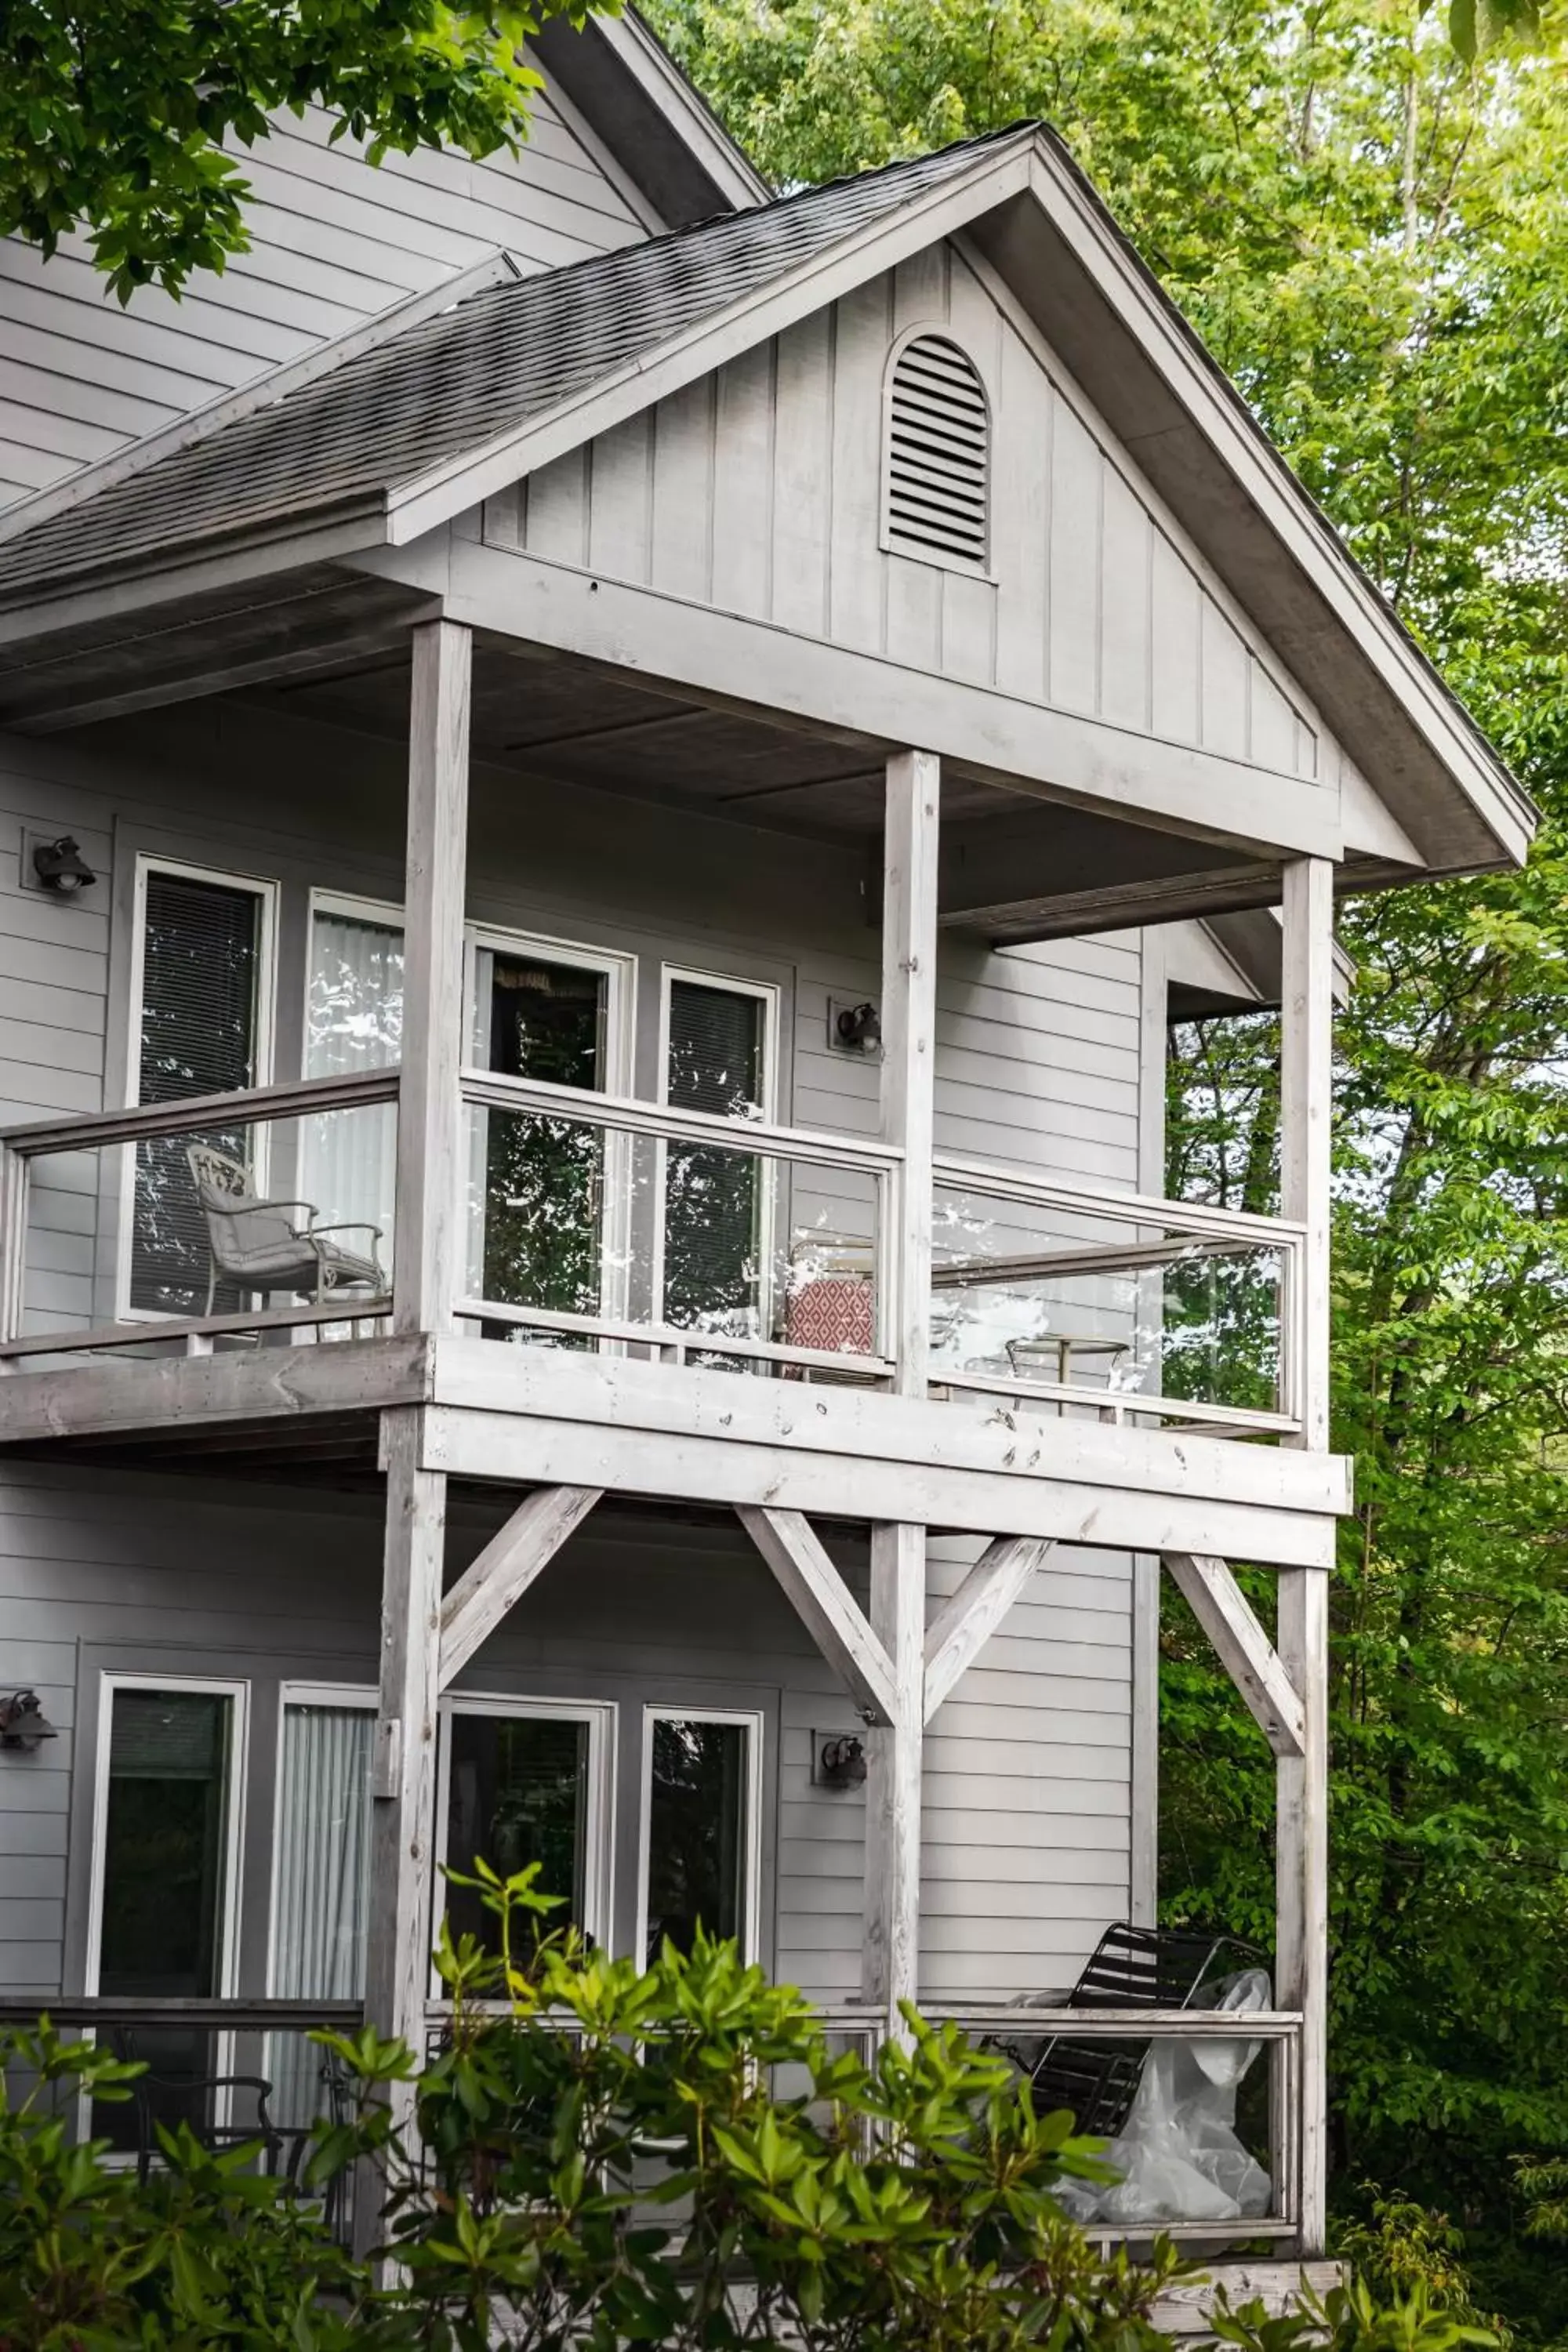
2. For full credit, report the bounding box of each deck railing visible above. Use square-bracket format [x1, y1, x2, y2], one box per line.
[0, 1073, 1306, 1439]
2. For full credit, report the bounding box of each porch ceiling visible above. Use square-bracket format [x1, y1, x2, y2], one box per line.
[246, 633, 1282, 942]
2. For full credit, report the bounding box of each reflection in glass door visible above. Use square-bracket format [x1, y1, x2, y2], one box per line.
[660, 975, 776, 1341]
[437, 1700, 614, 1958]
[87, 1680, 245, 2150]
[468, 939, 629, 1332]
[304, 898, 404, 1277]
[639, 1711, 760, 1965]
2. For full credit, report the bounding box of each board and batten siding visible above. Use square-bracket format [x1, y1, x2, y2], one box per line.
[497, 238, 1338, 789]
[0, 89, 650, 511]
[0, 700, 1145, 2000]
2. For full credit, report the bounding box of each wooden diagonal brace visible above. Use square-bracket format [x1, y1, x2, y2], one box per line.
[736, 1504, 897, 1726]
[1163, 1551, 1306, 1759]
[924, 1536, 1054, 1722]
[438, 1484, 602, 1690]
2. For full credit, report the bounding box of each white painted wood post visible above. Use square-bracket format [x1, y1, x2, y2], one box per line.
[880, 747, 939, 1399]
[862, 751, 939, 2029]
[1277, 854, 1334, 2256]
[394, 617, 472, 1335]
[366, 1406, 446, 2063]
[862, 1522, 925, 2027]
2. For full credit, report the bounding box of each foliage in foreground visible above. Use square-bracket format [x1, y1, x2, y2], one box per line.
[0, 0, 618, 301]
[0, 1867, 1503, 2351]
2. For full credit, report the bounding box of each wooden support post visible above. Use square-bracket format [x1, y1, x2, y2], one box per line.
[365, 1407, 446, 2062]
[880, 749, 939, 1398]
[394, 618, 471, 1335]
[923, 1536, 1053, 1722]
[863, 1522, 925, 2025]
[438, 1486, 602, 1690]
[1277, 855, 1334, 2255]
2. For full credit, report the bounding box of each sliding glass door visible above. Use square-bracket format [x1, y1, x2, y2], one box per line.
[267, 1690, 376, 2132]
[639, 1710, 760, 1965]
[437, 1698, 615, 1958]
[660, 972, 777, 1341]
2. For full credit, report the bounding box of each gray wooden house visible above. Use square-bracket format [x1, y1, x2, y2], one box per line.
[0, 13, 1534, 2316]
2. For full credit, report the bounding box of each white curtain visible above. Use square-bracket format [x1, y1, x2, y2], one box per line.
[303, 911, 404, 1276]
[269, 1702, 374, 2132]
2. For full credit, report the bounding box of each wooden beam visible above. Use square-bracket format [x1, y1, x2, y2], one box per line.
[923, 1535, 1053, 1721]
[1280, 856, 1334, 1450]
[1163, 1552, 1305, 1759]
[437, 1484, 602, 1690]
[862, 1523, 925, 2022]
[881, 749, 939, 1396]
[365, 1407, 445, 2071]
[394, 619, 471, 1335]
[735, 1505, 896, 1726]
[1277, 855, 1334, 2256]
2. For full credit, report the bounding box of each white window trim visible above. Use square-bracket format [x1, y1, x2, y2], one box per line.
[82, 1671, 250, 2150]
[654, 966, 781, 1337]
[635, 1704, 764, 1969]
[118, 855, 280, 1322]
[434, 1692, 618, 1988]
[266, 1682, 377, 1998]
[464, 924, 638, 1322]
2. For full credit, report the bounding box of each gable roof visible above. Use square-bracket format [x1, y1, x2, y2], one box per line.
[0, 132, 1015, 604]
[0, 121, 1534, 882]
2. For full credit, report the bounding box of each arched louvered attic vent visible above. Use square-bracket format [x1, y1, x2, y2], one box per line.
[883, 333, 990, 571]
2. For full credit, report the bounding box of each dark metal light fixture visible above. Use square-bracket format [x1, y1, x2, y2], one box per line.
[818, 1733, 867, 1789]
[0, 1690, 58, 1751]
[835, 1001, 881, 1053]
[32, 836, 97, 896]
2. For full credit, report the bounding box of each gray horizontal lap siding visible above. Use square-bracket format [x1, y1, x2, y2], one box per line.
[0, 92, 648, 514]
[0, 702, 1142, 2002]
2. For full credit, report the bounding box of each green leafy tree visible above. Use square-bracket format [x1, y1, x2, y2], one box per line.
[0, 0, 618, 302]
[642, 1, 1568, 2333]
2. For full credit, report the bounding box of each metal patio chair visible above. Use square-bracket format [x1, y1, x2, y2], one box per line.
[999, 1920, 1265, 2140]
[186, 1144, 387, 1314]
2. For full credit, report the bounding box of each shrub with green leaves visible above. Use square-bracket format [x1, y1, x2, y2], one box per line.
[0, 1862, 1510, 2350]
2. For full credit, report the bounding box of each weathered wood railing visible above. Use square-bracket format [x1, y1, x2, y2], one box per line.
[0, 1069, 400, 1361]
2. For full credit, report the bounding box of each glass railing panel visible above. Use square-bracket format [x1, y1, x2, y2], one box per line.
[460, 1089, 892, 1381]
[7, 1080, 397, 1356]
[931, 1178, 1289, 1425]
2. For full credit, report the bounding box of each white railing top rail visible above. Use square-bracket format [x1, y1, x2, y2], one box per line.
[460, 1067, 902, 1176]
[456, 1297, 894, 1381]
[932, 1149, 1303, 1252]
[0, 1067, 400, 1159]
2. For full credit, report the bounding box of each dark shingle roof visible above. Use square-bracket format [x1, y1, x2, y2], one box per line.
[0, 130, 1029, 604]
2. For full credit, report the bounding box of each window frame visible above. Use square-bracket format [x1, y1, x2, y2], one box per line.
[635, 1704, 764, 1969]
[84, 1665, 251, 2070]
[265, 1680, 377, 2000]
[654, 965, 780, 1338]
[118, 855, 280, 1322]
[433, 1691, 619, 1988]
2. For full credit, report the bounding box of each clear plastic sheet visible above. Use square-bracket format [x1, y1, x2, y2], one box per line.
[1052, 1969, 1273, 2227]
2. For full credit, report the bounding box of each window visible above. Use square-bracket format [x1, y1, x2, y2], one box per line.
[303, 895, 404, 1282]
[638, 1709, 761, 1965]
[267, 1687, 376, 2132]
[437, 1698, 615, 1960]
[659, 971, 778, 1339]
[466, 930, 634, 1327]
[882, 332, 990, 572]
[85, 1677, 247, 2148]
[128, 859, 275, 1313]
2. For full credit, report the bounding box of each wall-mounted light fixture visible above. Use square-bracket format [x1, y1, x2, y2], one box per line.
[833, 1000, 881, 1054]
[815, 1733, 867, 1790]
[32, 836, 98, 896]
[0, 1690, 59, 1751]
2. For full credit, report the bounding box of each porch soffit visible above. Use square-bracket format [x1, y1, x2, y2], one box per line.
[0, 123, 1531, 887]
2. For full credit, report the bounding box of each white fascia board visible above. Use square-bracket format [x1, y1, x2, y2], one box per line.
[1021, 147, 1534, 869]
[382, 136, 1036, 546]
[597, 9, 771, 210]
[0, 252, 517, 554]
